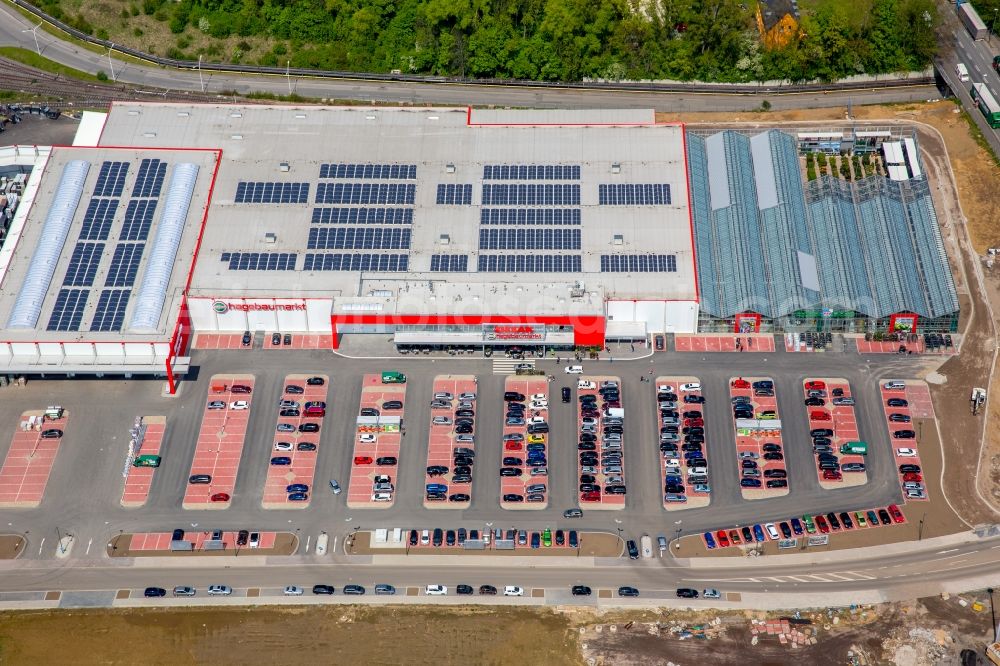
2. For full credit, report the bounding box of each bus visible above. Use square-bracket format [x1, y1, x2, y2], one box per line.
[133, 455, 161, 468]
[972, 83, 1000, 129]
[381, 371, 406, 384]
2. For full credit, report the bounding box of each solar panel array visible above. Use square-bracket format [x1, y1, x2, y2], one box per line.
[304, 253, 409, 271]
[133, 159, 167, 197]
[315, 183, 415, 205]
[79, 199, 119, 240]
[600, 254, 678, 272]
[479, 228, 581, 250]
[436, 184, 473, 205]
[478, 254, 583, 272]
[62, 242, 104, 286]
[220, 252, 298, 270]
[480, 209, 581, 225]
[598, 183, 671, 205]
[429, 254, 469, 272]
[311, 208, 413, 225]
[308, 227, 411, 250]
[481, 184, 580, 206]
[47, 288, 89, 331]
[120, 199, 156, 241]
[483, 165, 581, 180]
[319, 164, 417, 179]
[90, 289, 130, 331]
[235, 181, 310, 204]
[105, 243, 145, 286]
[93, 161, 129, 197]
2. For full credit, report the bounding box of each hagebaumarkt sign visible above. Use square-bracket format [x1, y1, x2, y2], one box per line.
[793, 309, 855, 319]
[483, 323, 545, 341]
[212, 300, 307, 314]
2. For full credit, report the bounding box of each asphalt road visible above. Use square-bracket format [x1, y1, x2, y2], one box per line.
[0, 2, 938, 112]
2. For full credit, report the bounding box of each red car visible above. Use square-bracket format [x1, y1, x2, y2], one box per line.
[716, 530, 730, 548]
[887, 504, 905, 524]
[728, 529, 742, 545]
[810, 411, 831, 421]
[822, 470, 843, 481]
[815, 515, 830, 533]
[580, 490, 601, 502]
[504, 441, 523, 451]
[210, 492, 230, 502]
[353, 456, 373, 465]
[684, 418, 704, 428]
[805, 381, 826, 390]
[732, 379, 750, 389]
[902, 472, 922, 482]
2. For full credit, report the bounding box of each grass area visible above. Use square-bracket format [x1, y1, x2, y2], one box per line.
[0, 46, 101, 82]
[955, 99, 1000, 169]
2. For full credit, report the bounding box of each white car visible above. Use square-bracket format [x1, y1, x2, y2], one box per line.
[425, 585, 448, 595]
[663, 458, 681, 468]
[578, 380, 597, 390]
[679, 383, 701, 392]
[359, 434, 377, 443]
[895, 448, 918, 457]
[207, 585, 232, 596]
[229, 400, 250, 410]
[433, 392, 454, 400]
[530, 401, 548, 410]
[531, 393, 546, 401]
[274, 441, 293, 451]
[283, 585, 303, 596]
[702, 588, 721, 599]
[765, 523, 780, 540]
[432, 416, 453, 425]
[687, 467, 708, 476]
[564, 365, 584, 374]
[528, 416, 547, 425]
[371, 492, 392, 502]
[656, 385, 675, 393]
[503, 585, 524, 596]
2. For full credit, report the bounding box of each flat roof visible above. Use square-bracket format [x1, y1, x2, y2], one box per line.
[98, 104, 698, 309]
[0, 146, 218, 341]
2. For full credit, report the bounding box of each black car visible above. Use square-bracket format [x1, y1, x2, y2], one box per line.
[580, 483, 600, 492]
[684, 395, 705, 404]
[878, 508, 892, 525]
[453, 456, 474, 466]
[502, 456, 523, 466]
[432, 528, 443, 546]
[503, 493, 524, 502]
[189, 474, 211, 484]
[312, 585, 335, 595]
[456, 584, 474, 595]
[766, 479, 788, 488]
[578, 442, 596, 451]
[298, 423, 320, 433]
[740, 478, 762, 488]
[886, 398, 908, 407]
[892, 430, 916, 439]
[342, 584, 365, 595]
[144, 587, 166, 597]
[446, 530, 456, 546]
[425, 492, 447, 501]
[810, 428, 834, 438]
[241, 331, 252, 346]
[40, 429, 63, 439]
[279, 408, 300, 417]
[272, 332, 281, 346]
[382, 400, 403, 410]
[270, 456, 291, 465]
[899, 464, 921, 473]
[500, 467, 523, 477]
[479, 585, 498, 595]
[449, 493, 470, 502]
[580, 474, 596, 484]
[618, 586, 639, 597]
[504, 392, 526, 402]
[456, 409, 475, 417]
[804, 397, 825, 406]
[571, 585, 592, 596]
[427, 465, 448, 476]
[236, 529, 249, 546]
[826, 512, 841, 530]
[812, 437, 832, 446]
[779, 522, 792, 538]
[654, 334, 665, 350]
[360, 407, 380, 417]
[306, 377, 325, 386]
[889, 413, 912, 423]
[562, 387, 571, 403]
[763, 452, 784, 461]
[605, 485, 627, 495]
[376, 456, 397, 466]
[409, 530, 419, 546]
[285, 385, 304, 394]
[452, 475, 472, 483]
[569, 531, 579, 548]
[297, 442, 317, 451]
[231, 384, 252, 394]
[763, 469, 787, 478]
[762, 443, 782, 452]
[626, 539, 639, 559]
[839, 511, 854, 529]
[675, 588, 699, 599]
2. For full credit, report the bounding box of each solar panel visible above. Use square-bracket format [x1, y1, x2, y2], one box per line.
[62, 242, 105, 286]
[429, 254, 469, 272]
[105, 243, 145, 287]
[46, 288, 89, 331]
[234, 182, 310, 204]
[93, 161, 129, 197]
[435, 184, 473, 205]
[79, 198, 119, 240]
[303, 253, 409, 271]
[314, 182, 416, 205]
[311, 208, 413, 224]
[221, 252, 298, 270]
[132, 159, 167, 198]
[483, 165, 581, 180]
[598, 183, 671, 205]
[478, 209, 581, 225]
[478, 228, 581, 250]
[481, 184, 580, 206]
[599, 254, 678, 272]
[90, 289, 130, 331]
[476, 254, 582, 272]
[319, 163, 417, 179]
[307, 227, 412, 250]
[120, 199, 157, 241]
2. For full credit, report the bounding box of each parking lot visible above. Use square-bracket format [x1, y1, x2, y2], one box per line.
[499, 375, 549, 509]
[576, 375, 625, 510]
[881, 380, 934, 503]
[800, 378, 868, 490]
[346, 374, 405, 509]
[0, 343, 947, 562]
[729, 377, 789, 500]
[0, 409, 69, 508]
[656, 376, 709, 511]
[260, 374, 328, 509]
[424, 375, 477, 508]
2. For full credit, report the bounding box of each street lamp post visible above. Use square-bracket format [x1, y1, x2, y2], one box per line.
[988, 588, 997, 644]
[993, 9, 999, 45]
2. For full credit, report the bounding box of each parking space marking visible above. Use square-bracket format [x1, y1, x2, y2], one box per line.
[261, 374, 329, 509]
[0, 410, 70, 508]
[262, 334, 333, 350]
[182, 375, 255, 510]
[127, 531, 278, 551]
[346, 374, 406, 509]
[500, 376, 549, 509]
[191, 333, 252, 350]
[423, 375, 478, 509]
[576, 375, 624, 509]
[801, 378, 868, 490]
[674, 334, 775, 353]
[856, 336, 956, 355]
[120, 416, 167, 508]
[880, 379, 930, 502]
[656, 376, 709, 511]
[729, 377, 789, 499]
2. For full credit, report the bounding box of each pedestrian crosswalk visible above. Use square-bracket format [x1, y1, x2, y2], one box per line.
[492, 359, 534, 375]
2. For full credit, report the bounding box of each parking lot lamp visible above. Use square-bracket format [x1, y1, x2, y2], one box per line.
[988, 588, 997, 643]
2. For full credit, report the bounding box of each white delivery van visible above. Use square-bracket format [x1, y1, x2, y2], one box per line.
[957, 63, 970, 82]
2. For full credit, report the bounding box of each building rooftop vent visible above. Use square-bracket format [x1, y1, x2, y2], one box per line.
[446, 164, 456, 174]
[611, 163, 621, 174]
[439, 234, 450, 245]
[612, 234, 624, 245]
[279, 162, 290, 172]
[264, 233, 277, 243]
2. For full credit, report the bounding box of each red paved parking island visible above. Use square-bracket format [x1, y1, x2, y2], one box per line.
[576, 375, 625, 509]
[424, 375, 478, 509]
[500, 376, 549, 510]
[730, 376, 789, 499]
[801, 379, 868, 490]
[128, 531, 278, 551]
[262, 334, 334, 350]
[881, 379, 931, 502]
[120, 416, 167, 508]
[192, 333, 252, 350]
[675, 334, 774, 353]
[0, 410, 70, 508]
[346, 374, 406, 509]
[261, 375, 329, 509]
[182, 376, 255, 510]
[656, 376, 710, 510]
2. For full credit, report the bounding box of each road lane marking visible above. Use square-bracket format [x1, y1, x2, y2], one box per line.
[937, 549, 960, 554]
[37, 538, 45, 556]
[839, 571, 877, 580]
[85, 538, 92, 555]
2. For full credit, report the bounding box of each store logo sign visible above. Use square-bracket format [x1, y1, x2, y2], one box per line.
[212, 301, 229, 314]
[212, 300, 307, 313]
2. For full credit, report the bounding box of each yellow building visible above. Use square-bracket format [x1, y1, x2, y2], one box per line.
[756, 0, 801, 49]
